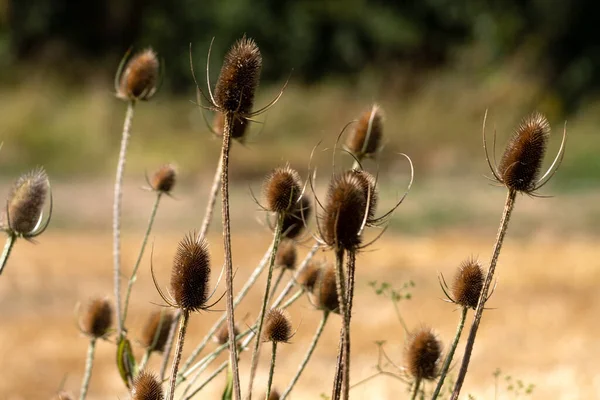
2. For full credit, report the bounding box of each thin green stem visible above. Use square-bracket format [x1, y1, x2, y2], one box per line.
[138, 309, 168, 373]
[331, 248, 347, 400]
[79, 338, 97, 400]
[0, 232, 17, 275]
[268, 267, 286, 303]
[451, 189, 517, 399]
[159, 310, 179, 380]
[271, 243, 319, 308]
[184, 360, 228, 400]
[167, 309, 190, 400]
[392, 299, 409, 335]
[431, 307, 468, 399]
[265, 342, 278, 400]
[410, 377, 422, 400]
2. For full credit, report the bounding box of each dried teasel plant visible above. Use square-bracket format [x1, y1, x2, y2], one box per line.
[148, 164, 177, 194]
[140, 310, 174, 353]
[131, 370, 163, 400]
[262, 308, 294, 400]
[405, 327, 443, 400]
[115, 48, 160, 102]
[345, 104, 384, 162]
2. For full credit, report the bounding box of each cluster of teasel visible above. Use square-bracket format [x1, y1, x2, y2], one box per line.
[0, 35, 564, 400]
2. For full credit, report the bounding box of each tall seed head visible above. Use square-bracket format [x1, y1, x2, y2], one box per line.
[314, 264, 339, 313]
[170, 233, 211, 312]
[214, 36, 262, 115]
[6, 167, 49, 235]
[346, 104, 383, 159]
[452, 258, 484, 309]
[275, 239, 297, 270]
[281, 194, 311, 239]
[345, 169, 378, 223]
[81, 297, 113, 338]
[140, 310, 174, 352]
[262, 308, 292, 343]
[131, 370, 163, 400]
[405, 328, 442, 381]
[497, 112, 550, 193]
[150, 164, 177, 194]
[117, 48, 159, 101]
[263, 166, 303, 213]
[213, 112, 249, 140]
[296, 261, 320, 292]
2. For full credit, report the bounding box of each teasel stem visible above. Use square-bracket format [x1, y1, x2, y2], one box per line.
[0, 232, 16, 275]
[78, 338, 97, 400]
[331, 247, 348, 400]
[451, 189, 517, 399]
[265, 342, 278, 400]
[341, 250, 357, 400]
[122, 192, 162, 327]
[167, 309, 190, 400]
[268, 267, 286, 302]
[199, 156, 223, 238]
[281, 311, 330, 399]
[159, 313, 178, 380]
[184, 360, 228, 400]
[272, 243, 320, 307]
[410, 377, 422, 400]
[392, 295, 409, 335]
[431, 307, 468, 399]
[247, 212, 285, 398]
[113, 100, 136, 337]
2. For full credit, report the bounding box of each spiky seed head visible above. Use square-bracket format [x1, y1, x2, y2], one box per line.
[267, 389, 281, 400]
[314, 264, 339, 313]
[213, 112, 249, 140]
[54, 391, 75, 400]
[150, 164, 177, 194]
[405, 328, 442, 381]
[296, 261, 320, 292]
[263, 166, 303, 213]
[140, 310, 174, 352]
[81, 297, 113, 338]
[345, 169, 378, 223]
[346, 104, 383, 159]
[322, 172, 368, 250]
[497, 112, 550, 193]
[6, 167, 49, 235]
[262, 308, 292, 343]
[117, 48, 159, 101]
[281, 194, 312, 239]
[131, 370, 163, 400]
[214, 36, 262, 115]
[170, 232, 211, 312]
[214, 323, 240, 345]
[451, 258, 484, 309]
[275, 239, 297, 270]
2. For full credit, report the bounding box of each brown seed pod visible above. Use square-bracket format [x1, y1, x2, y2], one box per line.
[263, 166, 303, 213]
[170, 232, 211, 312]
[452, 258, 484, 309]
[117, 48, 159, 101]
[214, 323, 240, 345]
[213, 111, 249, 140]
[296, 261, 320, 292]
[314, 264, 339, 313]
[344, 169, 378, 224]
[275, 239, 297, 270]
[53, 391, 75, 400]
[405, 328, 442, 381]
[81, 297, 113, 338]
[131, 370, 163, 400]
[281, 193, 311, 239]
[140, 310, 174, 352]
[497, 112, 550, 193]
[346, 104, 383, 159]
[214, 36, 262, 115]
[262, 308, 292, 343]
[7, 167, 49, 235]
[150, 164, 176, 194]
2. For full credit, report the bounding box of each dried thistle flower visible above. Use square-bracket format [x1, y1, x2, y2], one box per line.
[214, 36, 262, 116]
[405, 328, 442, 381]
[452, 258, 484, 310]
[275, 239, 297, 270]
[346, 104, 383, 159]
[6, 167, 49, 236]
[281, 193, 311, 239]
[150, 164, 176, 194]
[263, 166, 303, 213]
[170, 233, 211, 312]
[262, 308, 292, 343]
[140, 310, 174, 352]
[81, 297, 113, 338]
[296, 261, 320, 292]
[131, 370, 163, 400]
[117, 48, 159, 101]
[214, 323, 240, 345]
[314, 264, 339, 313]
[213, 111, 249, 140]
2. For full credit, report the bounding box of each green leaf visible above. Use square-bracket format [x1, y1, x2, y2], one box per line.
[116, 337, 137, 389]
[221, 365, 234, 400]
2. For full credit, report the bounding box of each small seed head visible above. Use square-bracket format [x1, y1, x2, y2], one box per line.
[262, 308, 292, 343]
[275, 239, 297, 270]
[81, 297, 113, 338]
[405, 328, 442, 381]
[314, 264, 339, 313]
[451, 258, 484, 309]
[6, 167, 49, 236]
[140, 310, 174, 352]
[214, 323, 240, 345]
[131, 370, 163, 400]
[213, 112, 249, 140]
[117, 48, 159, 101]
[150, 164, 176, 194]
[263, 166, 303, 213]
[281, 194, 311, 239]
[296, 261, 320, 292]
[346, 104, 383, 159]
[170, 232, 211, 312]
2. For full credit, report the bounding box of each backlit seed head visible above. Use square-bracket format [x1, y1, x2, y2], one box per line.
[117, 48, 159, 101]
[140, 310, 174, 352]
[452, 258, 484, 309]
[150, 164, 176, 194]
[263, 166, 303, 213]
[170, 232, 211, 312]
[314, 264, 339, 313]
[54, 391, 74, 400]
[214, 36, 262, 115]
[213, 112, 249, 140]
[346, 104, 383, 159]
[131, 370, 163, 400]
[498, 112, 550, 193]
[81, 297, 113, 338]
[296, 261, 320, 292]
[262, 308, 292, 343]
[275, 239, 297, 270]
[344, 169, 378, 223]
[6, 167, 49, 235]
[214, 323, 240, 345]
[405, 328, 442, 381]
[281, 194, 311, 239]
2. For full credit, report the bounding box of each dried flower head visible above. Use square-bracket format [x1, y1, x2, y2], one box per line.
[170, 232, 211, 311]
[140, 310, 174, 352]
[275, 239, 297, 270]
[314, 264, 339, 313]
[296, 261, 320, 292]
[213, 111, 249, 140]
[281, 194, 311, 239]
[54, 391, 74, 400]
[117, 48, 159, 101]
[81, 297, 113, 338]
[131, 370, 163, 400]
[214, 36, 262, 115]
[263, 166, 303, 213]
[345, 169, 378, 224]
[262, 308, 292, 343]
[346, 104, 383, 159]
[266, 389, 280, 400]
[405, 328, 442, 381]
[214, 323, 240, 345]
[6, 167, 49, 236]
[452, 258, 484, 309]
[150, 164, 177, 194]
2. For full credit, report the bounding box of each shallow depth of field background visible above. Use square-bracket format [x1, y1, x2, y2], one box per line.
[1, 1, 600, 399]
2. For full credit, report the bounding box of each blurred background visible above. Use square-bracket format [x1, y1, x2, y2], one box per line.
[0, 1, 599, 399]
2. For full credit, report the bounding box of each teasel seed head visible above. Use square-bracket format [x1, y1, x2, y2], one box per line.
[266, 389, 280, 400]
[140, 310, 174, 352]
[170, 232, 211, 312]
[497, 112, 550, 193]
[213, 111, 249, 140]
[296, 261, 320, 292]
[54, 391, 74, 400]
[275, 239, 297, 270]
[281, 193, 311, 239]
[405, 328, 442, 381]
[314, 263, 339, 314]
[345, 169, 378, 224]
[81, 297, 113, 338]
[117, 48, 159, 101]
[131, 370, 163, 400]
[262, 308, 292, 343]
[6, 167, 49, 236]
[214, 36, 262, 116]
[263, 166, 303, 213]
[150, 164, 176, 194]
[214, 322, 240, 346]
[346, 104, 383, 159]
[452, 258, 484, 309]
